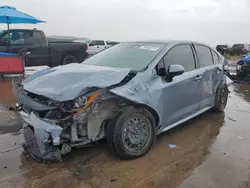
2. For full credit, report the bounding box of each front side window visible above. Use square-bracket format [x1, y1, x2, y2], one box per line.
[84, 42, 164, 71]
[163, 44, 195, 71]
[1, 31, 25, 44]
[195, 45, 213, 67]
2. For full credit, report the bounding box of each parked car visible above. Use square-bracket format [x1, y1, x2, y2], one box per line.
[216, 44, 230, 55]
[0, 29, 88, 67]
[230, 44, 250, 56]
[236, 54, 250, 77]
[86, 40, 119, 56]
[13, 41, 229, 162]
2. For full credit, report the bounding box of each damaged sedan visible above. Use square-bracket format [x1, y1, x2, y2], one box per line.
[13, 41, 229, 162]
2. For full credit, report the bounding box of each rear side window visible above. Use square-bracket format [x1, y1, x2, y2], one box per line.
[89, 40, 105, 46]
[195, 45, 213, 67]
[211, 50, 220, 64]
[163, 44, 195, 71]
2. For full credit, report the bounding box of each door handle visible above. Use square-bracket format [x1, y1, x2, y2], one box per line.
[195, 75, 202, 81]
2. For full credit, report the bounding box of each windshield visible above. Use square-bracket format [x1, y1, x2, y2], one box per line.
[84, 42, 165, 71]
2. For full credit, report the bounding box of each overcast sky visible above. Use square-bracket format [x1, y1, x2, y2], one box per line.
[0, 0, 250, 45]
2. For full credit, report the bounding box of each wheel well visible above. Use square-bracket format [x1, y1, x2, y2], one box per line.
[92, 93, 161, 136]
[135, 104, 160, 128]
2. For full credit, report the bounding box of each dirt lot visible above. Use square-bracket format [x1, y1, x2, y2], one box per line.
[0, 73, 250, 188]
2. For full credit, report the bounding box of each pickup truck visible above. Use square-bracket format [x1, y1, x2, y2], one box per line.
[0, 29, 88, 67]
[87, 40, 119, 56]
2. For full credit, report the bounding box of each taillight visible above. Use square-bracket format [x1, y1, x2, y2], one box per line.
[85, 45, 88, 50]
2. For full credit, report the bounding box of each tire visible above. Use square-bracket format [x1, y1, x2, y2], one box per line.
[106, 107, 156, 160]
[62, 55, 77, 65]
[214, 82, 229, 112]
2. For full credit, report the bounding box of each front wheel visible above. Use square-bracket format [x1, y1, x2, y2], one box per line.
[106, 107, 156, 159]
[214, 82, 229, 112]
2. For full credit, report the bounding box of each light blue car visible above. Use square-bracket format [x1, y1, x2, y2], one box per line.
[13, 41, 229, 162]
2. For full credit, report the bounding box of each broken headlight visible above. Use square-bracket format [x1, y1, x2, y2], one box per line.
[74, 96, 88, 108]
[73, 92, 101, 112]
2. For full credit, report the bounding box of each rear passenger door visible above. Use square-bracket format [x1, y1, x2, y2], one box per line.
[194, 44, 223, 109]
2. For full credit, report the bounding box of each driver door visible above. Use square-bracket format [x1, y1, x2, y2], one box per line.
[154, 44, 202, 128]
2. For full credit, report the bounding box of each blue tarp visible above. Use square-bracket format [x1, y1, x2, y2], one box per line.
[0, 6, 44, 24]
[0, 52, 17, 56]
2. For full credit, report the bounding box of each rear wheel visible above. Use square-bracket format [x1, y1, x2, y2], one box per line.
[62, 55, 77, 65]
[106, 107, 156, 159]
[214, 82, 229, 112]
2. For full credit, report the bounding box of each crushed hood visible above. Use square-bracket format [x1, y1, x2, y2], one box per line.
[22, 63, 131, 101]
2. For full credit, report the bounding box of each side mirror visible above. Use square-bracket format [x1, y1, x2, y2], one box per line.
[166, 64, 185, 82]
[89, 43, 94, 46]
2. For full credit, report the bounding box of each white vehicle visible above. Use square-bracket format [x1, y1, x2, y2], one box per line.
[87, 40, 113, 56]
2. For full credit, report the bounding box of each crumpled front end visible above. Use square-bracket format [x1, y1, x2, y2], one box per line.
[13, 76, 133, 162]
[13, 80, 64, 162]
[23, 112, 63, 162]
